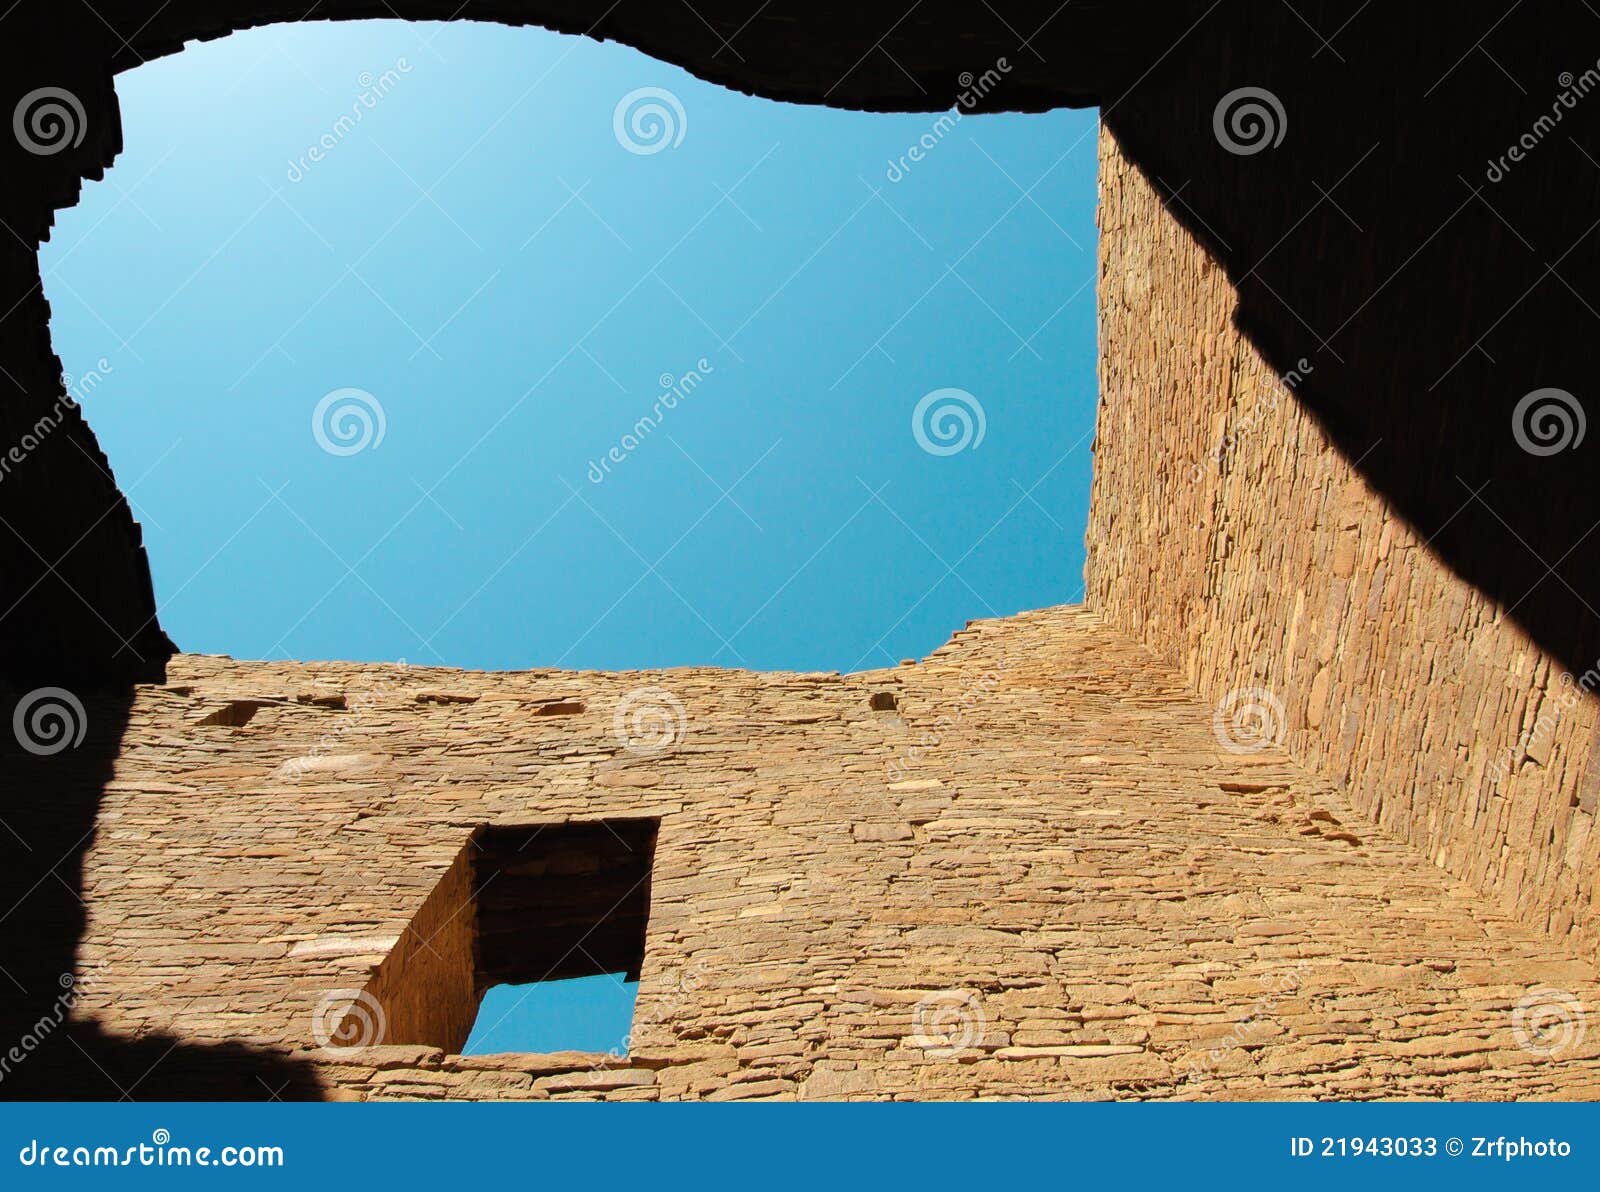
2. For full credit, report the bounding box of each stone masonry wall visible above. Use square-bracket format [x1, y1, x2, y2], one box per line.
[1086, 129, 1600, 961]
[57, 608, 1600, 1099]
[357, 836, 478, 1053]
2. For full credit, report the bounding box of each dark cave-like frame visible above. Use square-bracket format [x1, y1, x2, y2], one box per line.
[2, 0, 1599, 1102]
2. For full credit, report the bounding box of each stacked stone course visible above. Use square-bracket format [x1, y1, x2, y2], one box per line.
[60, 608, 1600, 1099]
[1088, 131, 1600, 960]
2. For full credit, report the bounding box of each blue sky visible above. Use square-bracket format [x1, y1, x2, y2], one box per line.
[463, 975, 637, 1056]
[41, 19, 1100, 678]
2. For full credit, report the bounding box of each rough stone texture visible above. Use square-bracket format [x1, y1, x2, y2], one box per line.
[1088, 130, 1600, 961]
[42, 608, 1600, 1100]
[357, 836, 478, 1054]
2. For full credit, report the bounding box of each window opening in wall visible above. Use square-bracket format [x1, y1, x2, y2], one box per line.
[349, 819, 657, 1056]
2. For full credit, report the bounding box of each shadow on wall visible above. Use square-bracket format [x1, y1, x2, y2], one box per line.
[0, 690, 326, 1100]
[1102, 3, 1600, 681]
